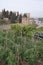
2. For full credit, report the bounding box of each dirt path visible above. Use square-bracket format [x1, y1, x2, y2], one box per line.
[0, 24, 11, 30]
[0, 23, 43, 30]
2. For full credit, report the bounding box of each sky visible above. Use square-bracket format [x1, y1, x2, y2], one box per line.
[0, 0, 43, 18]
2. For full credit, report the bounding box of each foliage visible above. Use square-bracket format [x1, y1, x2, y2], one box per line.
[11, 24, 22, 36]
[19, 14, 22, 23]
[11, 24, 37, 37]
[9, 11, 18, 23]
[2, 9, 9, 18]
[1, 9, 22, 24]
[0, 24, 43, 65]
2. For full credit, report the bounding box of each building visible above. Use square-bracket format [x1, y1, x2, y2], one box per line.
[13, 12, 19, 16]
[34, 18, 42, 25]
[3, 18, 10, 24]
[16, 12, 19, 16]
[22, 13, 34, 25]
[22, 17, 29, 25]
[24, 13, 30, 18]
[22, 13, 32, 25]
[29, 18, 34, 24]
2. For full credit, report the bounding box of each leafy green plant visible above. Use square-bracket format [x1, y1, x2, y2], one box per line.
[0, 25, 43, 65]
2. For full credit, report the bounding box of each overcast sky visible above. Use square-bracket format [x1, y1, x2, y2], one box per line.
[0, 0, 43, 17]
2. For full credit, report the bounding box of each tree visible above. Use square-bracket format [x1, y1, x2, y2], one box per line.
[19, 14, 22, 23]
[6, 10, 9, 18]
[2, 9, 6, 18]
[2, 9, 9, 18]
[23, 14, 27, 17]
[9, 11, 18, 23]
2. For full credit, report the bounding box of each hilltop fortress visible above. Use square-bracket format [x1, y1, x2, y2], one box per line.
[0, 9, 43, 26]
[22, 13, 34, 25]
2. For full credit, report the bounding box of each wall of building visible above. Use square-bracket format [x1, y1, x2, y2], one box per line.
[22, 17, 28, 24]
[22, 13, 33, 25]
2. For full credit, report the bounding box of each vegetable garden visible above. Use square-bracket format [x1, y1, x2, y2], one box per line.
[0, 24, 43, 65]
